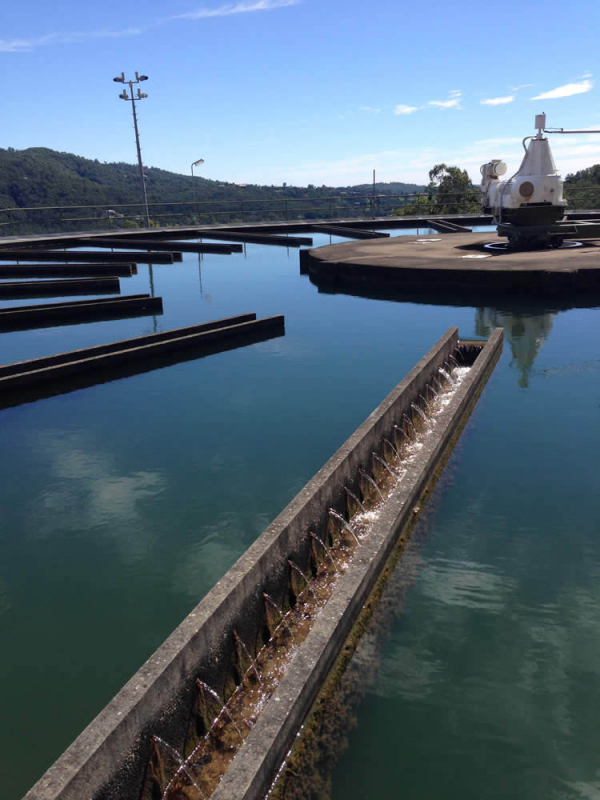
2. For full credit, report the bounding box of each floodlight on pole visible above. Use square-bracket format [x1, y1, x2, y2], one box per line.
[113, 71, 150, 228]
[191, 158, 205, 224]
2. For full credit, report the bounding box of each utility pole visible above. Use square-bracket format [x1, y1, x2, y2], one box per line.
[191, 159, 205, 224]
[372, 168, 376, 219]
[113, 72, 150, 228]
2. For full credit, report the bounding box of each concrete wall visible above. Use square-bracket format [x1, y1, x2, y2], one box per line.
[25, 326, 494, 800]
[212, 328, 503, 799]
[0, 295, 163, 331]
[0, 315, 283, 388]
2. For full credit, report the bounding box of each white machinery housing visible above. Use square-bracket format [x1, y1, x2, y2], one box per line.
[480, 114, 567, 227]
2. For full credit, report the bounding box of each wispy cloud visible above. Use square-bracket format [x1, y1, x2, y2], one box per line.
[275, 126, 600, 186]
[0, 27, 143, 52]
[428, 99, 460, 109]
[481, 95, 514, 106]
[394, 104, 418, 115]
[511, 83, 531, 91]
[428, 91, 461, 110]
[1, 0, 298, 52]
[359, 106, 381, 114]
[171, 0, 298, 20]
[532, 78, 593, 100]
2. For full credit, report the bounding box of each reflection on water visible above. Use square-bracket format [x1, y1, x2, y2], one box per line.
[26, 429, 166, 561]
[330, 299, 600, 800]
[307, 256, 563, 389]
[2, 230, 600, 800]
[476, 307, 555, 388]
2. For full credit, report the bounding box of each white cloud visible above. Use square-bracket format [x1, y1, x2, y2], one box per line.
[511, 83, 532, 91]
[263, 130, 600, 186]
[0, 28, 142, 52]
[171, 0, 298, 19]
[531, 78, 593, 100]
[282, 120, 600, 185]
[428, 98, 461, 109]
[394, 104, 418, 115]
[0, 0, 298, 50]
[286, 148, 419, 184]
[359, 106, 381, 114]
[481, 95, 514, 106]
[428, 91, 462, 110]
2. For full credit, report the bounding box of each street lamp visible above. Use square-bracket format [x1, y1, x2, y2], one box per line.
[113, 71, 151, 228]
[191, 158, 205, 224]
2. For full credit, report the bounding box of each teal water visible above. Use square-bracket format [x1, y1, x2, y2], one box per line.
[0, 227, 598, 799]
[332, 310, 600, 799]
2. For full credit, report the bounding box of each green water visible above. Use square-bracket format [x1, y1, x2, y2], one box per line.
[331, 310, 600, 799]
[0, 227, 598, 799]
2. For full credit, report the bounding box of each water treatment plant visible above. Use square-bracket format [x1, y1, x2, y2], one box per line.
[2, 174, 600, 797]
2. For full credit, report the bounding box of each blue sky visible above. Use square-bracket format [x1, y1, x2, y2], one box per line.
[2, 0, 599, 186]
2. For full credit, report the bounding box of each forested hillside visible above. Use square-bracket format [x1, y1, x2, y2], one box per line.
[564, 166, 600, 208]
[0, 147, 423, 233]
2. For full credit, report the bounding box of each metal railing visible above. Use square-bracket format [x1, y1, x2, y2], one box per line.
[0, 186, 598, 237]
[0, 192, 480, 237]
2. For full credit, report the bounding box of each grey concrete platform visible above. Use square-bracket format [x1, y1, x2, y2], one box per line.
[3, 211, 599, 251]
[81, 238, 244, 254]
[304, 233, 600, 295]
[0, 213, 494, 250]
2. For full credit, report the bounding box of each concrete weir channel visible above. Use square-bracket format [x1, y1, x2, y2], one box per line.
[25, 326, 503, 800]
[0, 313, 285, 406]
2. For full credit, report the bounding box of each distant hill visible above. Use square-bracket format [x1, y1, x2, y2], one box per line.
[564, 165, 600, 209]
[0, 147, 424, 233]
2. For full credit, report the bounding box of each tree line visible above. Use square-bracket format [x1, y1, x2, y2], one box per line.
[0, 147, 424, 234]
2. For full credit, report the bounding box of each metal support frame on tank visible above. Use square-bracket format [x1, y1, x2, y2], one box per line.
[497, 219, 600, 249]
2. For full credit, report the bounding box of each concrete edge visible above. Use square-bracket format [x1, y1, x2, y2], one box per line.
[0, 316, 284, 390]
[23, 327, 459, 800]
[0, 313, 258, 377]
[0, 295, 162, 329]
[0, 264, 135, 277]
[0, 250, 177, 264]
[267, 328, 504, 799]
[211, 327, 504, 799]
[303, 243, 600, 293]
[0, 277, 121, 299]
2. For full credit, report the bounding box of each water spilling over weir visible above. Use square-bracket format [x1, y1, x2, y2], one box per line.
[25, 329, 502, 800]
[142, 359, 478, 799]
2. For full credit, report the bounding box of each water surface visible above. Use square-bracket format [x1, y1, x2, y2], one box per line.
[1, 226, 598, 799]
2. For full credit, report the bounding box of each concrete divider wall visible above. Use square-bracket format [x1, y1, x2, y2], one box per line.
[0, 316, 284, 395]
[212, 327, 503, 799]
[25, 326, 472, 800]
[0, 315, 257, 379]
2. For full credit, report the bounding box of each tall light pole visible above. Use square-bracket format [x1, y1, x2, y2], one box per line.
[113, 71, 150, 229]
[191, 158, 205, 223]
